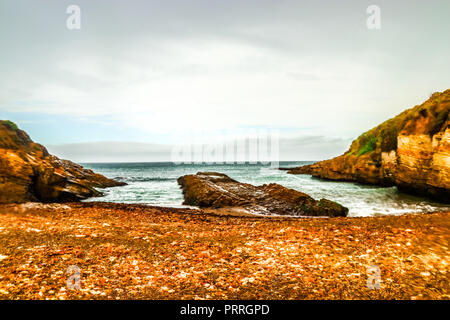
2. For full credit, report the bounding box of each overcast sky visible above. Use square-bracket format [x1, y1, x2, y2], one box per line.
[1, 0, 449, 162]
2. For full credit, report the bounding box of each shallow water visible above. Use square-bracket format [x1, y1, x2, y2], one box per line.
[82, 161, 450, 217]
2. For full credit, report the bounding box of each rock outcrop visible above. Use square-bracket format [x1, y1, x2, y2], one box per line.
[177, 172, 348, 217]
[0, 120, 126, 203]
[285, 89, 450, 202]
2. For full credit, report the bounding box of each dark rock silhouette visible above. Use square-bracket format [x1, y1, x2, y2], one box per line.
[0, 120, 125, 203]
[178, 172, 348, 217]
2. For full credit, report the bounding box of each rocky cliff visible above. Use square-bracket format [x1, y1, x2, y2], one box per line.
[0, 120, 125, 203]
[178, 172, 348, 217]
[286, 89, 450, 202]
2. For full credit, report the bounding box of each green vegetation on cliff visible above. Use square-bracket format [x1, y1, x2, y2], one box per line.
[356, 133, 377, 156]
[348, 89, 449, 157]
[1, 120, 18, 131]
[289, 89, 449, 202]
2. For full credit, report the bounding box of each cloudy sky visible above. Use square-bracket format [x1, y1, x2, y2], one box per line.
[1, 0, 449, 162]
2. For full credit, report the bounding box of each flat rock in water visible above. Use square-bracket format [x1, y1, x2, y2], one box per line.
[177, 172, 348, 217]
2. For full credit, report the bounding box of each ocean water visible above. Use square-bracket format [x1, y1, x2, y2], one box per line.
[82, 161, 450, 217]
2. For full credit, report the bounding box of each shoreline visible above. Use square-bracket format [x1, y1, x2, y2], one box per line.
[5, 200, 449, 219]
[77, 201, 450, 219]
[0, 201, 449, 299]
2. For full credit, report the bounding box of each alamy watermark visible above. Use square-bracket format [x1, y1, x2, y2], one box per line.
[171, 130, 280, 168]
[66, 5, 81, 30]
[64, 5, 381, 31]
[366, 5, 381, 30]
[366, 265, 381, 290]
[67, 265, 81, 290]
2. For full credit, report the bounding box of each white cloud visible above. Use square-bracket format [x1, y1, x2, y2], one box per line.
[1, 0, 449, 152]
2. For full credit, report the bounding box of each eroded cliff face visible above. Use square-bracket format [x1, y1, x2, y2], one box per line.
[394, 130, 450, 199]
[287, 89, 450, 202]
[0, 120, 125, 203]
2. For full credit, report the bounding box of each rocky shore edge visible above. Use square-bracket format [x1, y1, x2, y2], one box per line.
[0, 120, 125, 204]
[281, 89, 450, 203]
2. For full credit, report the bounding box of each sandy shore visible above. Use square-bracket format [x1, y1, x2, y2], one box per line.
[0, 202, 448, 300]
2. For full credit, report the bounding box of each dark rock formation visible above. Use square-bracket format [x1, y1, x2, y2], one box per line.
[177, 172, 348, 217]
[0, 120, 126, 203]
[284, 89, 450, 202]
